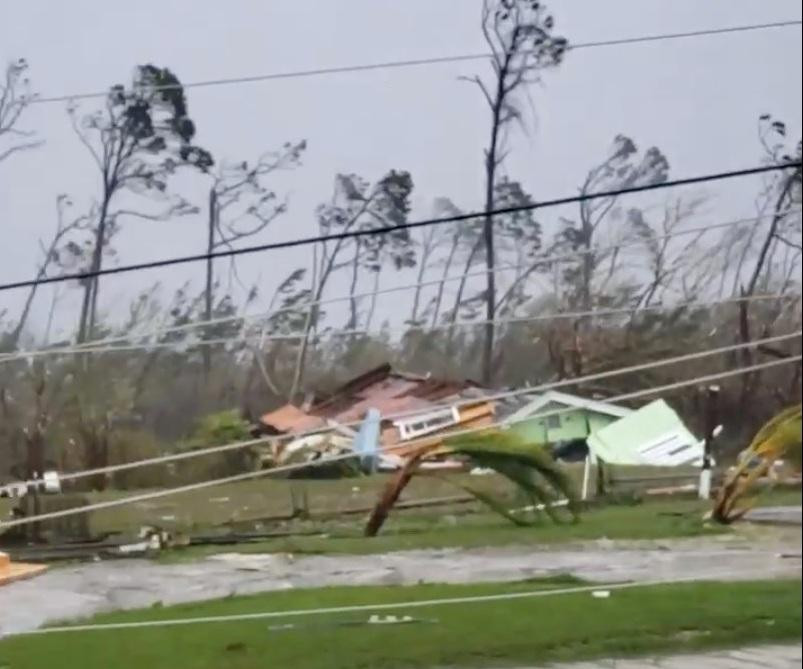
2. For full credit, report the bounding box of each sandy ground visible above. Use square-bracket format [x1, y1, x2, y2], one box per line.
[1, 523, 800, 637]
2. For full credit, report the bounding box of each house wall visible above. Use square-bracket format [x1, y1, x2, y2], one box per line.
[508, 418, 548, 444]
[587, 413, 617, 436]
[509, 406, 620, 445]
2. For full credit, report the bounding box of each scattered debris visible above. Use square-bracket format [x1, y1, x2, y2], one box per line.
[267, 615, 437, 632]
[587, 400, 704, 468]
[0, 550, 47, 587]
[0, 470, 61, 499]
[256, 364, 494, 470]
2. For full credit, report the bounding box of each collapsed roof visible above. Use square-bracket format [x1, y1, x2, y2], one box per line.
[258, 364, 494, 461]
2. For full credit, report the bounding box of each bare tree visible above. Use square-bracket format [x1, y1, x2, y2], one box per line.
[487, 178, 543, 317]
[737, 116, 802, 406]
[6, 196, 88, 349]
[626, 195, 708, 309]
[466, 0, 567, 383]
[201, 142, 306, 376]
[288, 171, 415, 399]
[555, 135, 670, 315]
[406, 226, 440, 326]
[68, 64, 212, 343]
[427, 198, 469, 327]
[0, 59, 42, 165]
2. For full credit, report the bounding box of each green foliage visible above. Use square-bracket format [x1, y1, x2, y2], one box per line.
[188, 409, 251, 446]
[747, 404, 802, 468]
[713, 404, 803, 523]
[445, 430, 581, 524]
[179, 410, 256, 480]
[108, 429, 169, 489]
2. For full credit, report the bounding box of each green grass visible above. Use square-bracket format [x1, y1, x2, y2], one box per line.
[162, 496, 731, 561]
[1, 579, 799, 669]
[3, 471, 798, 562]
[161, 487, 802, 562]
[0, 464, 739, 535]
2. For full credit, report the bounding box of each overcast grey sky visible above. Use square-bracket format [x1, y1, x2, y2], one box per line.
[1, 0, 801, 342]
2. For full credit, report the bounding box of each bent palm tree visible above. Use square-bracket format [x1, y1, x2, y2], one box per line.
[364, 430, 580, 537]
[712, 404, 802, 524]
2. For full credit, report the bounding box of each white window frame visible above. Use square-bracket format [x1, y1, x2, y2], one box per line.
[394, 406, 460, 441]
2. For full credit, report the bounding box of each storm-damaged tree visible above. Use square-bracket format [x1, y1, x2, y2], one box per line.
[5, 196, 89, 349]
[0, 58, 42, 165]
[241, 267, 310, 406]
[365, 429, 580, 537]
[626, 194, 709, 310]
[68, 64, 212, 344]
[486, 178, 543, 318]
[0, 58, 45, 350]
[736, 115, 802, 409]
[350, 172, 417, 332]
[544, 135, 669, 376]
[465, 0, 567, 384]
[201, 141, 306, 377]
[555, 135, 670, 315]
[288, 170, 415, 399]
[445, 179, 541, 368]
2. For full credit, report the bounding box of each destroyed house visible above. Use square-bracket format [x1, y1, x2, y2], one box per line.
[258, 364, 495, 462]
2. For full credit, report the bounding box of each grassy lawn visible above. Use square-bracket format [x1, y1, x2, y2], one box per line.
[1, 578, 799, 669]
[159, 487, 801, 561]
[161, 497, 729, 561]
[0, 464, 717, 535]
[3, 472, 798, 561]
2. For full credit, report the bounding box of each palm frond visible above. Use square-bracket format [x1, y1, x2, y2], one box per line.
[446, 430, 581, 521]
[712, 404, 802, 523]
[437, 473, 533, 527]
[363, 430, 581, 536]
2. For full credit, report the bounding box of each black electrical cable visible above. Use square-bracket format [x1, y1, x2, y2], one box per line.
[0, 162, 799, 293]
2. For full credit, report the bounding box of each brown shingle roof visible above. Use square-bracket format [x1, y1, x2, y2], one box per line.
[259, 404, 326, 434]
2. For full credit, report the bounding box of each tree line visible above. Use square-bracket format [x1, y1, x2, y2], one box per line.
[1, 1, 801, 488]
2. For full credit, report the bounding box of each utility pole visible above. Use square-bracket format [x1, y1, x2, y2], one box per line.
[699, 384, 721, 499]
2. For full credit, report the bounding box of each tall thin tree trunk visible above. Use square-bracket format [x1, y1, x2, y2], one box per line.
[251, 342, 280, 396]
[480, 48, 512, 385]
[580, 221, 594, 314]
[410, 230, 434, 325]
[9, 272, 44, 349]
[203, 188, 217, 379]
[347, 242, 361, 330]
[739, 174, 796, 408]
[289, 243, 322, 400]
[42, 285, 60, 346]
[450, 237, 482, 327]
[78, 194, 112, 343]
[410, 251, 428, 325]
[364, 269, 382, 332]
[431, 233, 460, 327]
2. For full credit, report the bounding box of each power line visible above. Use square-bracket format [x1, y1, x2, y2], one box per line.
[36, 331, 803, 485]
[4, 209, 794, 359]
[2, 353, 799, 530]
[24, 569, 800, 636]
[1, 162, 799, 294]
[2, 292, 796, 364]
[30, 20, 803, 105]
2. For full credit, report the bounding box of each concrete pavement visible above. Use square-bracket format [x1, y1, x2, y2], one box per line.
[1, 529, 800, 636]
[534, 643, 802, 668]
[745, 506, 802, 526]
